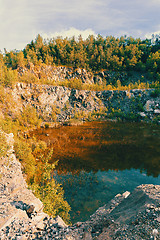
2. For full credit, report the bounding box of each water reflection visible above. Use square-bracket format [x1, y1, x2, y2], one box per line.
[32, 121, 160, 223]
[32, 121, 160, 177]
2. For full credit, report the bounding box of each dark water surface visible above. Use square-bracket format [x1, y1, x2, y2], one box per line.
[32, 121, 160, 223]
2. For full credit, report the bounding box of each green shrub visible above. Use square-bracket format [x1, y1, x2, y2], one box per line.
[150, 88, 160, 98]
[20, 105, 42, 127]
[0, 66, 18, 87]
[0, 130, 10, 158]
[44, 123, 49, 129]
[31, 150, 71, 224]
[137, 102, 144, 112]
[14, 138, 36, 181]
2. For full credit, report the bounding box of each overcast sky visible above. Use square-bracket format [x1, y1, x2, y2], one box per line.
[0, 0, 160, 51]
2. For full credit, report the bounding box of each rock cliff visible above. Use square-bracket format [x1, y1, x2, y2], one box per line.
[0, 133, 160, 239]
[19, 65, 150, 87]
[8, 82, 160, 124]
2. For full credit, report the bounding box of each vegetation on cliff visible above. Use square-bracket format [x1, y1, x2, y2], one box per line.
[3, 34, 160, 77]
[0, 87, 71, 223]
[0, 34, 160, 91]
[0, 129, 10, 158]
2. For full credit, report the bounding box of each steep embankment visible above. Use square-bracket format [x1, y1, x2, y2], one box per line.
[0, 130, 160, 239]
[0, 132, 68, 239]
[0, 132, 43, 229]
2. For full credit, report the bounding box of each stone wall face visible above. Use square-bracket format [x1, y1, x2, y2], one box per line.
[20, 65, 95, 84]
[12, 83, 160, 123]
[20, 65, 149, 86]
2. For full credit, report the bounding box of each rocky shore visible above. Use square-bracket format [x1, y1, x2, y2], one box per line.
[0, 133, 160, 240]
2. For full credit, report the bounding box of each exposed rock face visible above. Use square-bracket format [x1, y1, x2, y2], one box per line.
[0, 65, 156, 124]
[20, 65, 95, 85]
[96, 185, 160, 240]
[0, 133, 43, 228]
[19, 65, 149, 87]
[11, 83, 160, 123]
[0, 132, 68, 239]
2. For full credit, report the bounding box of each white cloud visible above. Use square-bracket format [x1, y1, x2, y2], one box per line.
[0, 0, 160, 50]
[145, 30, 160, 39]
[41, 28, 97, 40]
[148, 0, 160, 5]
[0, 0, 36, 51]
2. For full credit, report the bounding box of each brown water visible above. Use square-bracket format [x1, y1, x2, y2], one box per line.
[32, 121, 160, 223]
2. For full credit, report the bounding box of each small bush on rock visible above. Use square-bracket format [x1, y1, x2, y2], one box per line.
[31, 149, 71, 224]
[0, 130, 10, 158]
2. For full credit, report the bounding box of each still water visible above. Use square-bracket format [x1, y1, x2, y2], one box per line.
[32, 121, 160, 223]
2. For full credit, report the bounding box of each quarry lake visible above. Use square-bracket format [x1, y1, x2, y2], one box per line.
[32, 121, 160, 223]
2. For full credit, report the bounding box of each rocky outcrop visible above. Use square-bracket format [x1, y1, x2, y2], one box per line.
[0, 133, 43, 228]
[65, 185, 160, 239]
[0, 132, 67, 239]
[19, 65, 95, 85]
[19, 65, 149, 87]
[96, 185, 160, 239]
[1, 168, 160, 239]
[12, 83, 160, 124]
